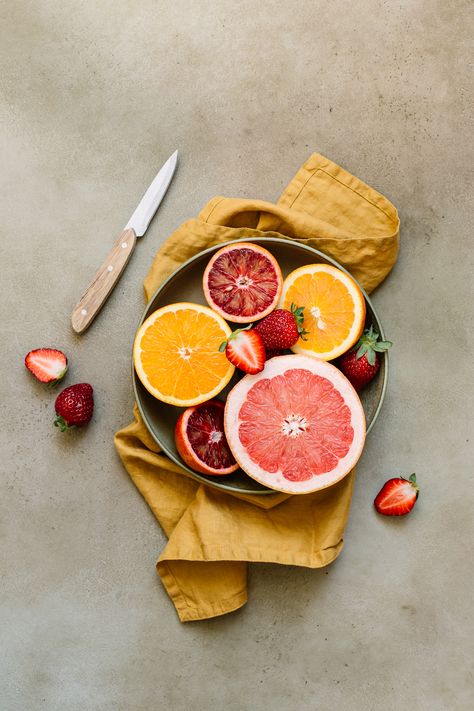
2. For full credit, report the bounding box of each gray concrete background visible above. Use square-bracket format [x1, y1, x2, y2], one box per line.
[1, 1, 473, 709]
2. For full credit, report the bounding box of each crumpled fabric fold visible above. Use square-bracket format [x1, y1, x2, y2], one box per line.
[115, 153, 399, 622]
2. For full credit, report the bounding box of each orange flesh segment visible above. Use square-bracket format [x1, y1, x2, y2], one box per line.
[280, 265, 365, 360]
[285, 272, 355, 352]
[134, 304, 234, 405]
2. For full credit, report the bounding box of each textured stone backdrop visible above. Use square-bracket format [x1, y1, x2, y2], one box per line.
[1, 2, 472, 709]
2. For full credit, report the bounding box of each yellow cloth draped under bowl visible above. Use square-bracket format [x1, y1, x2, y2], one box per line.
[114, 153, 399, 622]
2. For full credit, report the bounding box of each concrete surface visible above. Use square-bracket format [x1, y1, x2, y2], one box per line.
[1, 1, 472, 709]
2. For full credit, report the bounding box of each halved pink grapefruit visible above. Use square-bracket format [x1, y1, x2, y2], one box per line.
[224, 354, 366, 494]
[175, 400, 239, 476]
[203, 242, 283, 323]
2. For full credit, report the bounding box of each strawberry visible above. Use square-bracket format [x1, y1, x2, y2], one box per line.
[265, 348, 283, 359]
[338, 326, 392, 391]
[219, 328, 266, 374]
[374, 474, 420, 516]
[25, 348, 68, 384]
[254, 304, 308, 351]
[54, 383, 94, 431]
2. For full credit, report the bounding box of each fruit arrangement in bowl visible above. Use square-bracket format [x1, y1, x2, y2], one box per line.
[132, 239, 391, 496]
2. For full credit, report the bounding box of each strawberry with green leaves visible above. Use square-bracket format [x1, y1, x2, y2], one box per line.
[338, 325, 392, 391]
[254, 303, 308, 352]
[374, 474, 420, 516]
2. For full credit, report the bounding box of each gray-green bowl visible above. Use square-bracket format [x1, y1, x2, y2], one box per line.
[132, 237, 388, 496]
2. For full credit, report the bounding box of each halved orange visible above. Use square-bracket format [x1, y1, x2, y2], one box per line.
[279, 264, 366, 361]
[133, 302, 235, 406]
[203, 242, 283, 323]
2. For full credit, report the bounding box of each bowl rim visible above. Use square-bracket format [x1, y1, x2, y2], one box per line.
[132, 236, 388, 495]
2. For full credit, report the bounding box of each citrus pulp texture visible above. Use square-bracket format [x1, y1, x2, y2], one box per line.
[203, 242, 283, 323]
[224, 354, 366, 494]
[133, 302, 235, 406]
[175, 400, 239, 475]
[279, 264, 366, 360]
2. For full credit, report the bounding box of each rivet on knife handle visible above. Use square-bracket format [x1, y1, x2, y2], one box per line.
[71, 228, 137, 334]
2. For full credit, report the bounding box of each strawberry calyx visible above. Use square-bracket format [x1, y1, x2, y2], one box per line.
[406, 473, 420, 497]
[46, 365, 68, 388]
[354, 325, 392, 366]
[290, 303, 309, 341]
[54, 415, 75, 432]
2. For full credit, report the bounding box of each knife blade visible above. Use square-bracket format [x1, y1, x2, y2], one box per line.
[71, 150, 178, 334]
[125, 150, 178, 236]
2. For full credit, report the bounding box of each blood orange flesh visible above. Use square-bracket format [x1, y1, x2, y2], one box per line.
[203, 243, 283, 323]
[175, 400, 239, 476]
[224, 355, 366, 493]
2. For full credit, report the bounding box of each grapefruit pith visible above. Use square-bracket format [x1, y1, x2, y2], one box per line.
[224, 354, 366, 494]
[203, 242, 283, 323]
[175, 400, 239, 476]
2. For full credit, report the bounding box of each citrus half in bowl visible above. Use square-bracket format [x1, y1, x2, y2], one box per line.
[175, 400, 239, 476]
[279, 264, 366, 360]
[133, 302, 235, 407]
[203, 242, 282, 323]
[224, 354, 366, 494]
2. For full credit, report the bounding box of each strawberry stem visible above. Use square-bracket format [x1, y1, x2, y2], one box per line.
[54, 415, 74, 432]
[407, 473, 419, 499]
[47, 366, 68, 388]
[219, 324, 253, 352]
[354, 326, 392, 365]
[290, 303, 309, 341]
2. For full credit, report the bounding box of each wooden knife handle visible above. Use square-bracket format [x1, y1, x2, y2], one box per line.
[71, 228, 137, 334]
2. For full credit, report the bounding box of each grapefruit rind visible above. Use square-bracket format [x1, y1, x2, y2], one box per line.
[224, 354, 366, 494]
[133, 302, 235, 407]
[203, 242, 283, 323]
[279, 264, 366, 361]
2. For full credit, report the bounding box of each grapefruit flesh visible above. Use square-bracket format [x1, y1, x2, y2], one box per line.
[175, 400, 239, 476]
[224, 354, 366, 494]
[203, 242, 283, 323]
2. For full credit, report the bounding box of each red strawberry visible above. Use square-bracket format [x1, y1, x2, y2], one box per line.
[25, 348, 68, 384]
[338, 326, 392, 391]
[54, 383, 94, 431]
[374, 474, 420, 516]
[219, 328, 265, 374]
[254, 304, 308, 351]
[265, 348, 283, 359]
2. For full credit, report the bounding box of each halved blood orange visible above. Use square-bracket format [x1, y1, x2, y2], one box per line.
[203, 242, 283, 323]
[133, 303, 234, 406]
[279, 264, 366, 360]
[224, 354, 366, 494]
[175, 400, 239, 476]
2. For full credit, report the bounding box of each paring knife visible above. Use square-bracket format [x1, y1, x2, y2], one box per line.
[71, 150, 178, 334]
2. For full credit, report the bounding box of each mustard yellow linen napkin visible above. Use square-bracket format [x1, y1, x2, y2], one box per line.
[115, 153, 399, 622]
